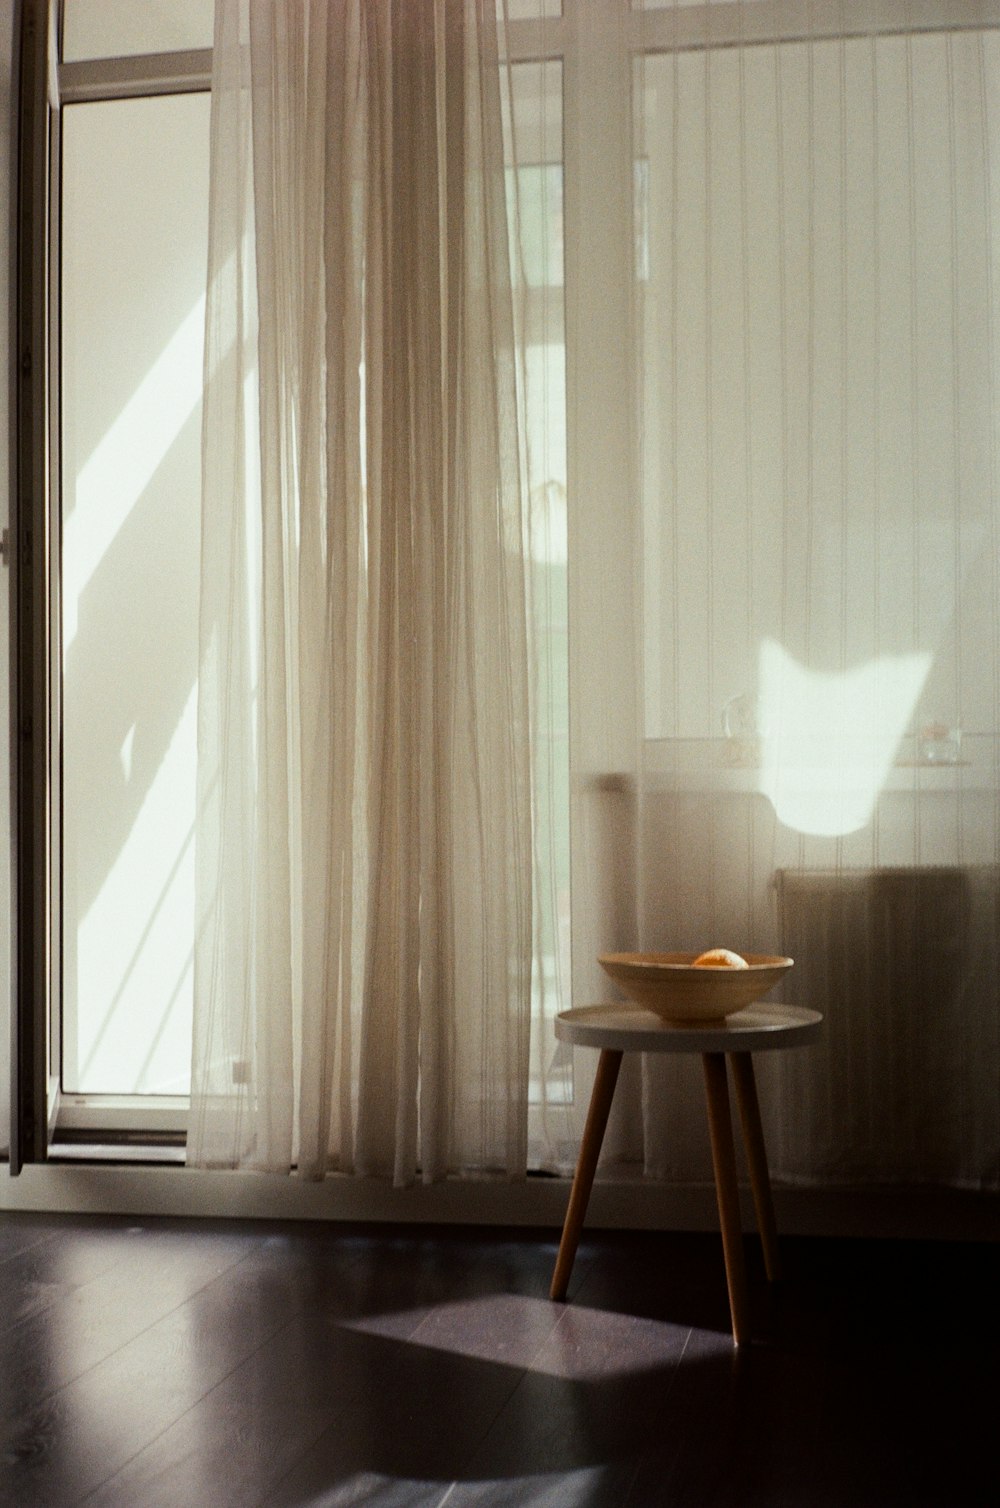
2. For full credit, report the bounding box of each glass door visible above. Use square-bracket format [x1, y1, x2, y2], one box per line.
[12, 3, 213, 1150]
[59, 88, 210, 1116]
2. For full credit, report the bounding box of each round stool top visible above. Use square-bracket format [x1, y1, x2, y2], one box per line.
[555, 1002, 822, 1054]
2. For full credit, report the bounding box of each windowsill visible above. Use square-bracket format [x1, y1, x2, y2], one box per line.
[641, 737, 999, 795]
[48, 1141, 186, 1166]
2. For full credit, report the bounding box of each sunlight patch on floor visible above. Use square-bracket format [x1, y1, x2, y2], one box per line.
[343, 1292, 704, 1380]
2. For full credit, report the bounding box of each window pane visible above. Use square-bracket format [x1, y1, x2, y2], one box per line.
[61, 0, 213, 61]
[61, 92, 210, 1093]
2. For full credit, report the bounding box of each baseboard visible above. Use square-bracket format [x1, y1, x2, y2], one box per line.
[1, 1162, 996, 1242]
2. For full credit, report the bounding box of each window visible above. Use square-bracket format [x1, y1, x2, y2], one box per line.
[34, 3, 571, 1149]
[61, 89, 210, 1099]
[11, 0, 996, 1192]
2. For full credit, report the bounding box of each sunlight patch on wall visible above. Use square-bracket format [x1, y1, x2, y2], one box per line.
[757, 639, 932, 837]
[119, 722, 136, 783]
[63, 294, 205, 650]
[77, 684, 197, 1093]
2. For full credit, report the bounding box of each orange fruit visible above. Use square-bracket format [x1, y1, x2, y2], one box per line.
[692, 948, 748, 969]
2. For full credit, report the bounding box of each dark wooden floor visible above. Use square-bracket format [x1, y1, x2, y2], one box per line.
[0, 1211, 996, 1507]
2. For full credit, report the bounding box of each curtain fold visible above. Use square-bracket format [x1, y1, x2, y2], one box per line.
[190, 0, 533, 1182]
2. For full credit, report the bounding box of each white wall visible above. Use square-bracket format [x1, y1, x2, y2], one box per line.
[637, 34, 1000, 879]
[641, 35, 1000, 757]
[61, 0, 213, 61]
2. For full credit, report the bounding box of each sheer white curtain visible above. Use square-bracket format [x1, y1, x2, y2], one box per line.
[189, 0, 534, 1182]
[562, 1, 1000, 1191]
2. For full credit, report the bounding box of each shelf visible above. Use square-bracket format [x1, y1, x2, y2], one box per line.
[639, 738, 999, 795]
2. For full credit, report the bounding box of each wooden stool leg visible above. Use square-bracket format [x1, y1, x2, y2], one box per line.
[550, 1048, 623, 1301]
[702, 1051, 750, 1346]
[730, 1052, 781, 1282]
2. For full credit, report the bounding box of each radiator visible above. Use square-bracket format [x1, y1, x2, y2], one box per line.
[767, 867, 1000, 1188]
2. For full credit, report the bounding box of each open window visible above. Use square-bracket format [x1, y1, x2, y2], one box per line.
[10, 0, 571, 1166]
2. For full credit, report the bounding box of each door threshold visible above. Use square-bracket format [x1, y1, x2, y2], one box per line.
[49, 1136, 186, 1165]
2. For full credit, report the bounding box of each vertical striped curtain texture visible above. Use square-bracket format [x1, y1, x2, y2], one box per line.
[189, 0, 534, 1181]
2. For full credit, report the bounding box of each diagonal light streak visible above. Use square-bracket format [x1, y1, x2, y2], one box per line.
[63, 293, 206, 650]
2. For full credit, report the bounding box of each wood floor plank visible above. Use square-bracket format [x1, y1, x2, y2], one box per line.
[622, 1328, 822, 1507]
[1, 1224, 264, 1419]
[259, 1345, 522, 1508]
[88, 1315, 514, 1506]
[0, 1214, 995, 1508]
[91, 1234, 566, 1508]
[0, 1218, 155, 1340]
[445, 1297, 692, 1501]
[0, 1236, 282, 1504]
[444, 1464, 629, 1508]
[264, 1282, 583, 1506]
[0, 1214, 61, 1266]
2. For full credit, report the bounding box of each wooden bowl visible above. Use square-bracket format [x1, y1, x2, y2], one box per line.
[597, 952, 793, 1023]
